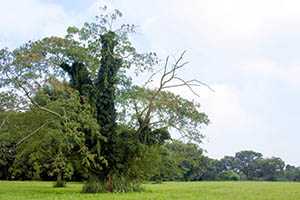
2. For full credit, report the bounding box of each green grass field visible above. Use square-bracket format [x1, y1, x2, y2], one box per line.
[0, 181, 299, 200]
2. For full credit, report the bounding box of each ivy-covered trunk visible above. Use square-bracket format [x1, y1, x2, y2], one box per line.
[61, 31, 125, 192]
[95, 31, 122, 183]
[61, 31, 145, 193]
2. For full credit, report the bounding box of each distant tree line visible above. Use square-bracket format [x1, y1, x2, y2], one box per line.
[1, 139, 299, 182]
[151, 141, 300, 182]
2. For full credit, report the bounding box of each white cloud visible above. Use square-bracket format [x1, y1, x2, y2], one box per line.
[187, 84, 265, 159]
[237, 60, 300, 86]
[164, 82, 259, 131]
[88, 0, 116, 15]
[0, 0, 86, 49]
[155, 0, 300, 48]
[152, 80, 263, 156]
[199, 84, 257, 128]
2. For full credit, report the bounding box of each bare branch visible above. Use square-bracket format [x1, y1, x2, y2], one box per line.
[172, 126, 188, 141]
[164, 84, 200, 97]
[107, 44, 116, 58]
[148, 120, 169, 126]
[0, 116, 8, 129]
[163, 56, 169, 75]
[162, 77, 214, 96]
[62, 107, 67, 118]
[16, 122, 47, 146]
[134, 52, 187, 142]
[173, 77, 215, 92]
[143, 67, 163, 88]
[134, 50, 212, 143]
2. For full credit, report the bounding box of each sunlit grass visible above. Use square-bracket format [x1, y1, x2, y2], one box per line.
[0, 181, 299, 200]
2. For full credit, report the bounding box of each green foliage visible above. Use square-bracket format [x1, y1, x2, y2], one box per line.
[217, 171, 240, 181]
[199, 158, 219, 181]
[217, 156, 237, 173]
[0, 111, 18, 179]
[82, 175, 145, 193]
[151, 145, 297, 182]
[257, 157, 285, 181]
[0, 80, 103, 184]
[82, 179, 106, 193]
[94, 31, 123, 180]
[117, 86, 209, 144]
[153, 140, 210, 181]
[284, 165, 300, 182]
[234, 150, 263, 180]
[152, 145, 183, 181]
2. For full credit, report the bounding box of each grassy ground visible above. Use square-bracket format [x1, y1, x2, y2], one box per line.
[0, 181, 299, 200]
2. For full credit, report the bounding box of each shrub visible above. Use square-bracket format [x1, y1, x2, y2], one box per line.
[82, 175, 145, 193]
[217, 171, 240, 181]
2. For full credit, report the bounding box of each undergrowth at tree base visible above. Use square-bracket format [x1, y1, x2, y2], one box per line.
[81, 177, 145, 193]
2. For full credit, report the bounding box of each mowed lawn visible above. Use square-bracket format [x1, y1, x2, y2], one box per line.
[0, 181, 299, 200]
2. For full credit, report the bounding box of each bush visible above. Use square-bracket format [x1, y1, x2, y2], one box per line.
[217, 171, 240, 181]
[82, 180, 106, 193]
[82, 175, 145, 193]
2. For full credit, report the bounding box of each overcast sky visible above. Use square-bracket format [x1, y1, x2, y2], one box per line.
[1, 0, 299, 166]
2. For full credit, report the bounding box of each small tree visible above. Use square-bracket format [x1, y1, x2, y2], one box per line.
[0, 78, 103, 185]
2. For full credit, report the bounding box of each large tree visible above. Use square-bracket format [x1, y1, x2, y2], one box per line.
[0, 7, 209, 192]
[257, 157, 285, 181]
[156, 141, 209, 181]
[235, 150, 263, 180]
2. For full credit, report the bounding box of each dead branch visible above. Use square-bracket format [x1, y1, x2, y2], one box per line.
[133, 50, 213, 142]
[143, 67, 163, 88]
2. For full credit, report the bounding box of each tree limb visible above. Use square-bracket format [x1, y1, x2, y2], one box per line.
[0, 116, 8, 129]
[4, 70, 62, 118]
[133, 50, 213, 143]
[16, 122, 47, 146]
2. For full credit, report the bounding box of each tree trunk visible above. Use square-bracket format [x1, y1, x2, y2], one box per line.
[56, 170, 63, 187]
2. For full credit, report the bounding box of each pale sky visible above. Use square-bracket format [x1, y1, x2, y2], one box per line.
[1, 0, 299, 166]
